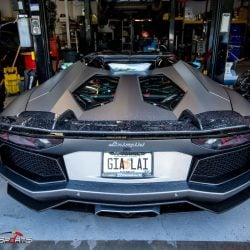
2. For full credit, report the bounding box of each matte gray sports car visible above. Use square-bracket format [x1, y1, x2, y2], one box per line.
[0, 53, 249, 216]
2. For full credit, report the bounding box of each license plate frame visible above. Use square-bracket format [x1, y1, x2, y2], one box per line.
[102, 152, 153, 178]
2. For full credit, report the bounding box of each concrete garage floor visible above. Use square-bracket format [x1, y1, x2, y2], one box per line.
[0, 179, 249, 249]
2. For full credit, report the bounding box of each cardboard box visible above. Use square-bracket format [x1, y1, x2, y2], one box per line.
[238, 7, 248, 20]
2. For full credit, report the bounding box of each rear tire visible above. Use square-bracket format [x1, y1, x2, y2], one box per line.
[235, 70, 250, 102]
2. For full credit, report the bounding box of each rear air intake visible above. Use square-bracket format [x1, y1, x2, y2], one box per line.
[0, 145, 66, 183]
[139, 74, 185, 111]
[189, 146, 250, 184]
[73, 75, 119, 110]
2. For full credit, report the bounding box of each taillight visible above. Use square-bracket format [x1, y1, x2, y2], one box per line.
[192, 134, 250, 150]
[0, 132, 63, 149]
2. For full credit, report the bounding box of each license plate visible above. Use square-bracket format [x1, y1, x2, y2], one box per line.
[102, 153, 152, 178]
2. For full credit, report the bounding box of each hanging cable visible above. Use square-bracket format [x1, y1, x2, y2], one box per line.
[0, 16, 18, 30]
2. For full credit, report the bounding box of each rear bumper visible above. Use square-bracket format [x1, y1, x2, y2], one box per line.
[1, 164, 249, 213]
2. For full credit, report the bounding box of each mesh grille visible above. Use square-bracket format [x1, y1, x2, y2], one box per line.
[1, 145, 66, 183]
[190, 146, 250, 184]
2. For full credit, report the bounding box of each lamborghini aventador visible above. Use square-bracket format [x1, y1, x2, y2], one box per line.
[0, 52, 249, 216]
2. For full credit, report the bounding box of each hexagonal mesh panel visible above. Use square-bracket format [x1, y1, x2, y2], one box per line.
[73, 75, 119, 110]
[190, 146, 250, 184]
[139, 75, 185, 111]
[1, 145, 66, 183]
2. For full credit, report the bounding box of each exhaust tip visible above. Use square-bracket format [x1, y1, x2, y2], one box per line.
[95, 205, 160, 218]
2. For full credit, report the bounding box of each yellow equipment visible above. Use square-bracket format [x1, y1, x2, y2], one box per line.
[4, 67, 22, 94]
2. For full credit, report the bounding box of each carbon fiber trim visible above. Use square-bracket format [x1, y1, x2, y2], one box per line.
[0, 111, 249, 138]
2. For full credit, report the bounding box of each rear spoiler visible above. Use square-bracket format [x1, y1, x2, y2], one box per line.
[0, 110, 249, 138]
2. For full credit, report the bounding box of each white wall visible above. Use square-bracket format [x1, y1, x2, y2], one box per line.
[53, 0, 85, 20]
[185, 0, 210, 16]
[0, 0, 14, 17]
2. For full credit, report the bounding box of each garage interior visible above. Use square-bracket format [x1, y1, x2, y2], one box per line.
[0, 0, 250, 249]
[0, 0, 250, 94]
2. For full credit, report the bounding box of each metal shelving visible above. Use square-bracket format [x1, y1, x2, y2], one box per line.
[121, 19, 133, 51]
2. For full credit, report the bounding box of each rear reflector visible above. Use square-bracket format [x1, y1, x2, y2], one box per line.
[192, 134, 250, 150]
[0, 132, 63, 149]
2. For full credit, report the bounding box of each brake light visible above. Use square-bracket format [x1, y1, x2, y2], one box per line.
[0, 132, 63, 149]
[192, 134, 250, 150]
